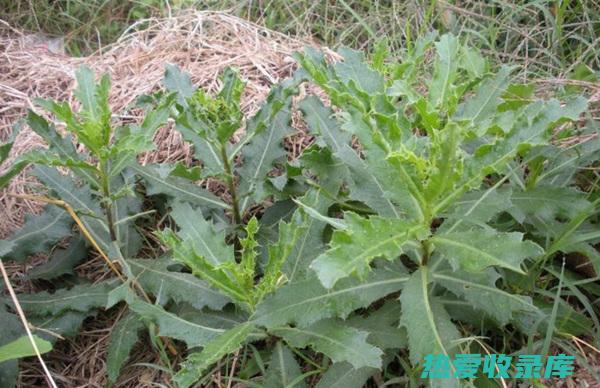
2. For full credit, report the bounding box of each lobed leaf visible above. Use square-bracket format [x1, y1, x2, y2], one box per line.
[299, 96, 405, 218]
[33, 166, 116, 257]
[28, 235, 88, 280]
[431, 230, 543, 273]
[129, 259, 229, 311]
[263, 341, 307, 388]
[0, 205, 72, 263]
[399, 268, 460, 365]
[129, 300, 226, 348]
[131, 164, 229, 210]
[174, 322, 256, 388]
[253, 264, 408, 328]
[315, 362, 377, 388]
[238, 83, 296, 212]
[13, 281, 114, 316]
[106, 311, 144, 383]
[311, 212, 424, 288]
[432, 268, 537, 325]
[271, 318, 383, 369]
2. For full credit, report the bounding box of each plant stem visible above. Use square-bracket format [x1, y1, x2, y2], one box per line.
[99, 162, 117, 242]
[221, 144, 243, 225]
[97, 165, 178, 356]
[421, 239, 432, 266]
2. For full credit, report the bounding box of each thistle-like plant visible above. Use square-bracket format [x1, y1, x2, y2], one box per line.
[0, 34, 598, 388]
[270, 34, 598, 384]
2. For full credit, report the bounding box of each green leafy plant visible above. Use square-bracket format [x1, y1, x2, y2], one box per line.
[0, 33, 598, 388]
[288, 33, 599, 384]
[0, 64, 180, 386]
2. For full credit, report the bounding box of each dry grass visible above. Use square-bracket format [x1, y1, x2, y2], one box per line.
[0, 10, 312, 239]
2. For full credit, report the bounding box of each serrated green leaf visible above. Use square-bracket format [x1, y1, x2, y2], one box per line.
[234, 217, 260, 294]
[0, 159, 29, 190]
[299, 97, 403, 218]
[168, 162, 203, 181]
[299, 145, 346, 195]
[129, 300, 226, 348]
[400, 268, 459, 365]
[499, 83, 535, 111]
[459, 45, 486, 78]
[169, 201, 234, 265]
[130, 164, 229, 210]
[167, 240, 248, 307]
[112, 172, 143, 258]
[454, 66, 512, 127]
[422, 122, 464, 204]
[238, 84, 295, 212]
[14, 149, 97, 173]
[431, 230, 543, 273]
[536, 133, 600, 186]
[29, 311, 88, 343]
[291, 197, 346, 231]
[33, 166, 116, 257]
[28, 235, 88, 280]
[311, 212, 424, 288]
[271, 318, 383, 369]
[0, 335, 52, 363]
[334, 48, 384, 94]
[37, 66, 111, 154]
[442, 186, 513, 230]
[253, 264, 408, 328]
[0, 205, 72, 262]
[263, 341, 306, 388]
[14, 281, 113, 316]
[428, 34, 459, 110]
[73, 66, 111, 140]
[174, 322, 256, 388]
[282, 191, 331, 283]
[174, 305, 247, 331]
[436, 97, 587, 215]
[509, 186, 591, 224]
[219, 67, 245, 107]
[109, 99, 172, 178]
[107, 311, 144, 383]
[254, 216, 304, 302]
[129, 259, 229, 310]
[315, 362, 377, 388]
[26, 111, 98, 186]
[173, 113, 225, 177]
[432, 269, 536, 325]
[163, 64, 195, 106]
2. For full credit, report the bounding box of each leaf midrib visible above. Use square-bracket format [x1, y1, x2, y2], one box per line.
[431, 235, 522, 273]
[340, 225, 421, 273]
[272, 326, 372, 367]
[432, 273, 532, 307]
[252, 275, 408, 323]
[420, 269, 452, 360]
